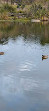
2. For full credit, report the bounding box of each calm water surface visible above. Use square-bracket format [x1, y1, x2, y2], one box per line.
[0, 21, 49, 111]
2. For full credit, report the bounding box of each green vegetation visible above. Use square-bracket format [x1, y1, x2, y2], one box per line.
[0, 0, 49, 21]
[30, 2, 49, 19]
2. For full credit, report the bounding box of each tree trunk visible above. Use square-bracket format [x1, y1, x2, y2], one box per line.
[7, 0, 8, 4]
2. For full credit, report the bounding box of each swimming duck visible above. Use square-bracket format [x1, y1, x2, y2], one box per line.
[42, 55, 48, 60]
[0, 52, 4, 55]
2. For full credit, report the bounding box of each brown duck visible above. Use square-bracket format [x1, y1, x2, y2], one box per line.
[0, 52, 4, 55]
[42, 55, 48, 60]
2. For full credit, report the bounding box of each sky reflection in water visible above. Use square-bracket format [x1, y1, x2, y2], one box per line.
[0, 22, 49, 111]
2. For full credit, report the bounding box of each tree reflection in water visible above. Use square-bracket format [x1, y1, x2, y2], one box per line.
[0, 21, 49, 45]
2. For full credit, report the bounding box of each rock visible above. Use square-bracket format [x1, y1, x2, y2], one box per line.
[31, 19, 40, 22]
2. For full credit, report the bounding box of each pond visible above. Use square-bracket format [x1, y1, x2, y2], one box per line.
[0, 21, 49, 111]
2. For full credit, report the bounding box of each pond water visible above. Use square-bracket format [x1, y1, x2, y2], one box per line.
[0, 21, 49, 111]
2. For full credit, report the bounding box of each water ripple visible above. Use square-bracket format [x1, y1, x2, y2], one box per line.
[18, 61, 32, 72]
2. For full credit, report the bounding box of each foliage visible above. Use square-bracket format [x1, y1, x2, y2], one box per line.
[30, 2, 49, 18]
[0, 0, 49, 20]
[3, 4, 16, 13]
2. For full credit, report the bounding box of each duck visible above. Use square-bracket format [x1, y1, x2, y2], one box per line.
[42, 55, 48, 60]
[0, 52, 4, 55]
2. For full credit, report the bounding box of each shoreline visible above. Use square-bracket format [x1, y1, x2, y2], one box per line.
[0, 18, 49, 23]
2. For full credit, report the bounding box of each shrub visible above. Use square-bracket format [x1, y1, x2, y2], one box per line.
[3, 4, 16, 13]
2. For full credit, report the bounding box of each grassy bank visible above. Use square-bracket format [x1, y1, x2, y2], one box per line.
[0, 2, 49, 21]
[0, 18, 30, 23]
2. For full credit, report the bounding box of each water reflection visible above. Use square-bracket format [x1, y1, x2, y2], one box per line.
[0, 21, 49, 111]
[0, 21, 49, 45]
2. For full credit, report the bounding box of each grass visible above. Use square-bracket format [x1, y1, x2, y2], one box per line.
[0, 18, 30, 23]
